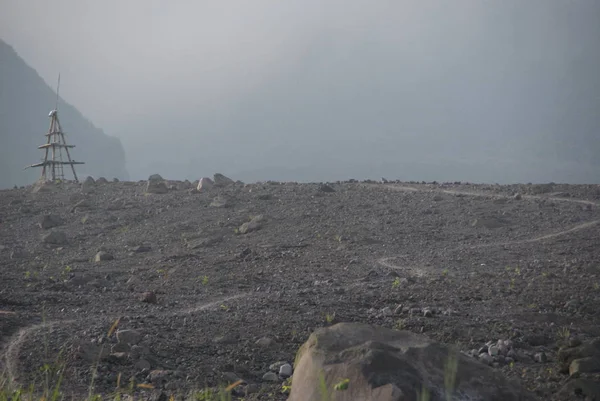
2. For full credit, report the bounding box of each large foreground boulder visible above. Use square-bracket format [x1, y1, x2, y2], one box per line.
[289, 323, 534, 401]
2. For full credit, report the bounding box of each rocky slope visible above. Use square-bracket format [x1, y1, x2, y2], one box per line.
[0, 178, 599, 400]
[0, 39, 129, 189]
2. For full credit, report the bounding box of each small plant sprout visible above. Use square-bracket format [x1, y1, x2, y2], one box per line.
[392, 277, 401, 288]
[202, 275, 209, 286]
[325, 312, 336, 324]
[333, 378, 350, 391]
[593, 282, 600, 291]
[441, 268, 449, 277]
[220, 304, 230, 312]
[24, 271, 31, 279]
[333, 234, 342, 243]
[281, 377, 292, 394]
[557, 326, 571, 341]
[509, 278, 516, 290]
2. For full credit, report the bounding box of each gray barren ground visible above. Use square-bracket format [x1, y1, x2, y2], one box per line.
[0, 180, 599, 400]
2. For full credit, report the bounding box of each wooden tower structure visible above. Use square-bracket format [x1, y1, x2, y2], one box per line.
[26, 75, 84, 182]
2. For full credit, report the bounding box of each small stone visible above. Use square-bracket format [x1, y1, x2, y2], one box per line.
[570, 357, 600, 376]
[422, 308, 433, 318]
[222, 372, 241, 383]
[117, 329, 142, 345]
[381, 307, 393, 317]
[131, 245, 151, 253]
[255, 337, 275, 347]
[394, 305, 403, 315]
[42, 231, 67, 245]
[513, 193, 522, 200]
[213, 173, 235, 187]
[479, 353, 493, 365]
[262, 372, 279, 382]
[95, 251, 114, 262]
[319, 184, 335, 193]
[149, 370, 169, 383]
[534, 352, 548, 363]
[108, 352, 129, 363]
[269, 361, 287, 372]
[148, 174, 164, 181]
[40, 215, 64, 229]
[488, 346, 499, 356]
[478, 345, 489, 355]
[564, 299, 579, 310]
[210, 196, 230, 208]
[111, 343, 131, 353]
[197, 177, 214, 191]
[245, 384, 259, 394]
[279, 363, 293, 378]
[140, 291, 157, 304]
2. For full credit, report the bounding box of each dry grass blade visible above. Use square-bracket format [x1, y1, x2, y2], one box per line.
[0, 311, 16, 315]
[107, 318, 121, 338]
[225, 379, 244, 392]
[137, 383, 154, 389]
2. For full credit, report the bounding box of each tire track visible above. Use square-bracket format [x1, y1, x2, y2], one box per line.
[375, 184, 600, 271]
[1, 293, 253, 386]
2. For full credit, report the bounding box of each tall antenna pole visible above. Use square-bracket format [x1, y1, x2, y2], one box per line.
[55, 73, 61, 111]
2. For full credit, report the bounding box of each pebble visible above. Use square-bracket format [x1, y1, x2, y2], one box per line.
[279, 364, 293, 378]
[381, 307, 393, 317]
[262, 372, 279, 382]
[255, 337, 275, 347]
[488, 346, 499, 356]
[116, 329, 142, 345]
[422, 308, 433, 318]
[269, 361, 287, 372]
[479, 353, 493, 365]
[140, 291, 157, 304]
[534, 352, 548, 363]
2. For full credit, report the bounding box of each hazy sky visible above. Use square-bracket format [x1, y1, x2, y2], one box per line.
[1, 1, 599, 183]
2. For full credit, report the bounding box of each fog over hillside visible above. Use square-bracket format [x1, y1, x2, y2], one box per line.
[0, 40, 129, 189]
[1, 1, 598, 185]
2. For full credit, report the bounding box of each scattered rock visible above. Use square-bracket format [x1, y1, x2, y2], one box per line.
[570, 357, 600, 376]
[135, 359, 152, 371]
[269, 361, 287, 372]
[32, 180, 55, 193]
[534, 352, 547, 363]
[111, 343, 131, 353]
[239, 215, 264, 234]
[117, 329, 142, 345]
[488, 345, 499, 356]
[513, 193, 522, 200]
[131, 245, 152, 253]
[95, 251, 114, 262]
[140, 291, 157, 304]
[148, 174, 164, 182]
[81, 177, 96, 193]
[278, 363, 293, 378]
[262, 372, 279, 382]
[42, 231, 67, 245]
[213, 173, 234, 187]
[96, 177, 109, 185]
[479, 353, 494, 365]
[318, 184, 335, 193]
[288, 322, 534, 401]
[197, 177, 214, 191]
[432, 195, 444, 201]
[210, 196, 230, 208]
[255, 336, 275, 347]
[146, 179, 169, 194]
[39, 214, 64, 229]
[422, 308, 433, 318]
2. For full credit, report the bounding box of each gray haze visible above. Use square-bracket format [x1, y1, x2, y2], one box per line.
[1, 0, 599, 184]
